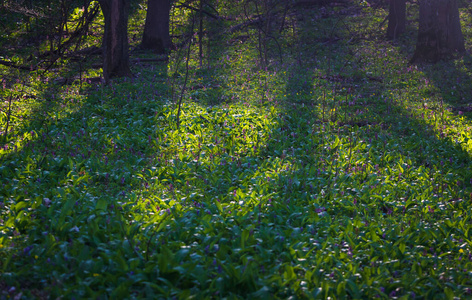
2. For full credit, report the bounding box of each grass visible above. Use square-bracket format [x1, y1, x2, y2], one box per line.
[1, 0, 472, 298]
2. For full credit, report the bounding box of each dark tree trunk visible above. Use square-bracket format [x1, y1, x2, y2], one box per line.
[411, 0, 465, 63]
[141, 0, 171, 54]
[97, 0, 132, 82]
[386, 0, 406, 39]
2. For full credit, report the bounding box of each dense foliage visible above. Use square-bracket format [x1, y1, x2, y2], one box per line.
[1, 0, 472, 298]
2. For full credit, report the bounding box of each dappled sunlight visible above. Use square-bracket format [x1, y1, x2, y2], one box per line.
[126, 101, 280, 219]
[2, 0, 472, 298]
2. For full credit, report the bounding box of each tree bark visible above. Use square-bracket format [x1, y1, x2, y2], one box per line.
[98, 0, 132, 82]
[411, 0, 465, 63]
[141, 0, 171, 54]
[386, 0, 405, 39]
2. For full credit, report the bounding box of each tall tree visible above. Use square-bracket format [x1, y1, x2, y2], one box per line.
[386, 0, 406, 39]
[141, 0, 171, 54]
[411, 0, 465, 63]
[97, 0, 132, 81]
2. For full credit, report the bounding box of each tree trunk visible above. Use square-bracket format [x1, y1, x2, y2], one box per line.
[98, 0, 132, 82]
[386, 0, 405, 40]
[411, 0, 465, 63]
[141, 0, 171, 54]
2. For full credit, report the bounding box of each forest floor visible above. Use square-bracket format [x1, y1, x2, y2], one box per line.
[2, 1, 472, 298]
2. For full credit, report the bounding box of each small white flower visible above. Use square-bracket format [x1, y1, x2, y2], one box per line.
[43, 198, 52, 207]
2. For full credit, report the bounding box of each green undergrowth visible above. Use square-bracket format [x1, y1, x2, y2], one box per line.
[1, 1, 472, 299]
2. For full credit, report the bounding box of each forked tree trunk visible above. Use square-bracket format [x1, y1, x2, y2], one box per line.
[98, 0, 132, 82]
[141, 0, 171, 54]
[411, 0, 465, 63]
[386, 0, 406, 39]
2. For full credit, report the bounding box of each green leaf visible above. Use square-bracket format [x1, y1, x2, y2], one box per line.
[444, 287, 454, 300]
[215, 200, 223, 213]
[283, 264, 295, 282]
[95, 198, 108, 211]
[398, 242, 406, 254]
